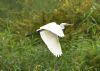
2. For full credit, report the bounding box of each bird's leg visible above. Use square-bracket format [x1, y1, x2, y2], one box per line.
[26, 31, 39, 37]
[26, 32, 35, 37]
[26, 31, 41, 45]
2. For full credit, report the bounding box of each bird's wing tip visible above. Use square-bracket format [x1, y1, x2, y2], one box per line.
[55, 53, 63, 57]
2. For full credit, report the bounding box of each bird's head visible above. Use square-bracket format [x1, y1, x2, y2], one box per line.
[60, 23, 73, 30]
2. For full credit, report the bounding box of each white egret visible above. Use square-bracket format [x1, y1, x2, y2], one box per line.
[37, 22, 72, 57]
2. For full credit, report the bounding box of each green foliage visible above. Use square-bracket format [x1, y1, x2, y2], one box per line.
[0, 0, 100, 71]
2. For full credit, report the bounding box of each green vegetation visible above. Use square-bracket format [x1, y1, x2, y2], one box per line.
[0, 0, 100, 71]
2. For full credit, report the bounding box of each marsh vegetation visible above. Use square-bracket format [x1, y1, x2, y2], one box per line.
[0, 0, 100, 71]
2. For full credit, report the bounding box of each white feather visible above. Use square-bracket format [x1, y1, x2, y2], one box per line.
[40, 30, 62, 57]
[40, 22, 64, 37]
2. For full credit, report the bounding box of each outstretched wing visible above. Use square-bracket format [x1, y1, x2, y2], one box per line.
[40, 30, 62, 57]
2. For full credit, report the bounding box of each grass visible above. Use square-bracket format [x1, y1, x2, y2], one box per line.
[0, 0, 100, 71]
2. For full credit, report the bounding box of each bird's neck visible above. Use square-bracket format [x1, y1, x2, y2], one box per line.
[60, 25, 65, 30]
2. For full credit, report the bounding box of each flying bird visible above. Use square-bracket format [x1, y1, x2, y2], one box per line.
[37, 22, 72, 57]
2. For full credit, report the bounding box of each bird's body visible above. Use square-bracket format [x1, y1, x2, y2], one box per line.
[36, 22, 72, 57]
[39, 22, 64, 37]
